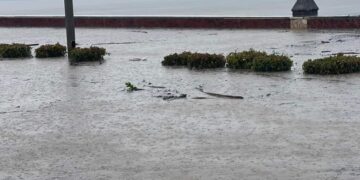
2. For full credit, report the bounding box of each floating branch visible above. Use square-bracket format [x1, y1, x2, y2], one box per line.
[196, 86, 244, 99]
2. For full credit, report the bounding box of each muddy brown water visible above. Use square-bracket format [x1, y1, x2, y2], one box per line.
[1, 28, 360, 179]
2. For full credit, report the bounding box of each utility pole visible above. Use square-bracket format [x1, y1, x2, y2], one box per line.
[64, 0, 76, 51]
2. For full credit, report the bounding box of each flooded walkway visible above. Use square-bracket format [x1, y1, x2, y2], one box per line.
[1, 28, 360, 179]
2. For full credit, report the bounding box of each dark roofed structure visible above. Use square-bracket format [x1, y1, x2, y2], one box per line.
[292, 0, 319, 17]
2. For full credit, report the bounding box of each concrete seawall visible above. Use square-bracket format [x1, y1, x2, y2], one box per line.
[0, 16, 359, 29]
[307, 16, 360, 29]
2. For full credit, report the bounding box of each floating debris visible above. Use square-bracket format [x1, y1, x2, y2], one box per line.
[196, 86, 244, 99]
[91, 42, 141, 46]
[147, 85, 166, 89]
[129, 58, 147, 61]
[191, 97, 212, 100]
[0, 110, 21, 114]
[321, 50, 332, 53]
[297, 77, 316, 81]
[131, 30, 148, 34]
[321, 41, 330, 44]
[159, 93, 187, 101]
[279, 102, 296, 106]
[26, 43, 39, 46]
[153, 88, 187, 101]
[124, 81, 185, 100]
[332, 52, 360, 55]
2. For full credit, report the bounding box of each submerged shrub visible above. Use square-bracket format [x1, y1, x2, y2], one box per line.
[69, 46, 106, 62]
[0, 44, 31, 58]
[186, 53, 225, 69]
[303, 54, 360, 75]
[253, 54, 293, 72]
[162, 52, 225, 69]
[227, 49, 267, 69]
[162, 52, 191, 66]
[226, 49, 293, 72]
[35, 43, 66, 58]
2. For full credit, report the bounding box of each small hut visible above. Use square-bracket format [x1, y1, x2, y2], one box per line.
[292, 0, 319, 17]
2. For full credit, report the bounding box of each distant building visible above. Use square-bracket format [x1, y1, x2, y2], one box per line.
[292, 0, 319, 17]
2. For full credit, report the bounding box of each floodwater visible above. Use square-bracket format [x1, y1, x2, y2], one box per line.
[0, 0, 359, 16]
[1, 28, 360, 179]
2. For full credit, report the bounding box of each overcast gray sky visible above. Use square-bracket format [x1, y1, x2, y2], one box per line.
[0, 0, 359, 16]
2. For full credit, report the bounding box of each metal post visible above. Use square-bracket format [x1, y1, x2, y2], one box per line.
[64, 0, 76, 51]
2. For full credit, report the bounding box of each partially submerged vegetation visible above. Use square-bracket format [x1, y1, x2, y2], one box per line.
[69, 46, 106, 62]
[252, 54, 293, 72]
[35, 43, 66, 58]
[226, 49, 293, 72]
[126, 82, 141, 92]
[162, 52, 226, 69]
[187, 53, 226, 69]
[162, 52, 191, 66]
[303, 54, 360, 74]
[3, 43, 358, 76]
[0, 44, 31, 58]
[162, 50, 292, 71]
[227, 49, 267, 69]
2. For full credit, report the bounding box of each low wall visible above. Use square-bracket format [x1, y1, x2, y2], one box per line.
[307, 16, 360, 29]
[0, 16, 290, 29]
[0, 16, 359, 29]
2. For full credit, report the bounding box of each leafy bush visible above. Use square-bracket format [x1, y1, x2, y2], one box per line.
[253, 54, 293, 72]
[227, 49, 267, 69]
[0, 44, 31, 58]
[226, 49, 293, 72]
[162, 52, 225, 69]
[162, 52, 191, 66]
[35, 43, 66, 58]
[303, 54, 360, 74]
[69, 46, 106, 62]
[186, 53, 225, 69]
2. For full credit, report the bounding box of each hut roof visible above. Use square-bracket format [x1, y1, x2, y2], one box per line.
[292, 0, 319, 11]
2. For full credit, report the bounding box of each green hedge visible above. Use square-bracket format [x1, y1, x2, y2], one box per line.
[35, 43, 66, 58]
[303, 54, 360, 74]
[162, 52, 225, 69]
[0, 44, 32, 58]
[226, 49, 293, 72]
[69, 47, 106, 62]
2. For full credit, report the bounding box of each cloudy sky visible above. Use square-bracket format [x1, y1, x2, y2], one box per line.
[0, 0, 359, 16]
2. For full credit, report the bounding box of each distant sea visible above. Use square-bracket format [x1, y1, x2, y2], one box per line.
[0, 0, 359, 16]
